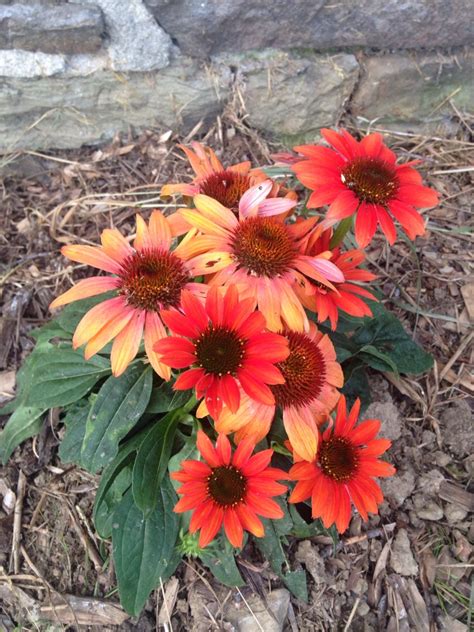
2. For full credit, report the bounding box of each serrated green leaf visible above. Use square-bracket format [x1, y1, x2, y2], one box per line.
[112, 480, 180, 616]
[133, 409, 192, 515]
[25, 347, 110, 409]
[80, 364, 153, 473]
[58, 400, 91, 464]
[0, 405, 46, 464]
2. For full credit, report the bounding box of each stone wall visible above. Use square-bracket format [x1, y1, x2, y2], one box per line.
[0, 0, 472, 152]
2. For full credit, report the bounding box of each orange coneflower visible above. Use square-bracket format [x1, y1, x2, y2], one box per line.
[295, 225, 378, 329]
[154, 285, 290, 419]
[209, 323, 343, 463]
[161, 142, 297, 222]
[177, 189, 344, 332]
[289, 395, 395, 533]
[292, 129, 439, 247]
[50, 211, 206, 377]
[171, 431, 288, 548]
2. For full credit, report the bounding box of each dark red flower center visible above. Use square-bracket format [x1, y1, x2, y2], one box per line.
[342, 157, 398, 204]
[319, 437, 359, 482]
[272, 331, 327, 408]
[207, 465, 247, 506]
[231, 217, 297, 278]
[195, 325, 245, 376]
[118, 248, 190, 311]
[199, 170, 251, 209]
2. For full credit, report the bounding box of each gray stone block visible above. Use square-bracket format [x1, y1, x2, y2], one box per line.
[0, 3, 104, 55]
[351, 50, 474, 134]
[145, 0, 474, 58]
[224, 50, 359, 140]
[0, 55, 230, 151]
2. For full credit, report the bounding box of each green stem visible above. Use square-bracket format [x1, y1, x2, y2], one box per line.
[329, 215, 353, 249]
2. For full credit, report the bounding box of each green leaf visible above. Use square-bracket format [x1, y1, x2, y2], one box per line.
[95, 465, 133, 539]
[80, 364, 153, 473]
[112, 480, 180, 616]
[58, 400, 91, 464]
[25, 346, 110, 409]
[56, 292, 116, 334]
[146, 382, 192, 414]
[133, 409, 191, 515]
[30, 320, 70, 343]
[358, 344, 398, 374]
[201, 538, 245, 587]
[93, 429, 147, 533]
[283, 570, 308, 602]
[341, 364, 371, 411]
[0, 405, 46, 464]
[288, 504, 326, 538]
[353, 311, 433, 374]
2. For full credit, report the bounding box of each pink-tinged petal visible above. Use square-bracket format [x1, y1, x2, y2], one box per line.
[144, 312, 171, 381]
[161, 182, 200, 198]
[50, 276, 118, 310]
[61, 244, 122, 274]
[355, 203, 378, 247]
[167, 209, 193, 237]
[84, 307, 136, 359]
[309, 256, 345, 283]
[326, 190, 359, 220]
[216, 433, 232, 465]
[197, 430, 221, 467]
[257, 197, 297, 217]
[376, 206, 397, 244]
[101, 228, 134, 263]
[219, 374, 241, 413]
[388, 200, 426, 240]
[174, 368, 205, 390]
[73, 296, 128, 349]
[110, 310, 145, 376]
[239, 180, 273, 218]
[223, 507, 244, 548]
[396, 184, 439, 208]
[222, 284, 240, 327]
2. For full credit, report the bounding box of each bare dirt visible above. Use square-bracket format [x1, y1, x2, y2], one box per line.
[0, 114, 473, 631]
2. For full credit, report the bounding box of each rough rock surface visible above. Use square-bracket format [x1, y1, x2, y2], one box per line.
[440, 399, 473, 457]
[93, 0, 171, 71]
[0, 3, 104, 54]
[228, 50, 359, 138]
[0, 56, 229, 150]
[390, 529, 418, 576]
[362, 400, 402, 441]
[225, 588, 290, 632]
[144, 0, 474, 57]
[381, 469, 415, 508]
[351, 50, 474, 134]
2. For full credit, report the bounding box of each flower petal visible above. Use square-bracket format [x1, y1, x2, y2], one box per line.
[110, 310, 145, 376]
[50, 276, 118, 309]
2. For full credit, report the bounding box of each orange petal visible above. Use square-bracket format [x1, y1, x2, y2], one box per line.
[143, 312, 171, 381]
[235, 503, 264, 538]
[283, 406, 319, 463]
[61, 244, 122, 274]
[149, 210, 172, 250]
[84, 307, 136, 359]
[196, 430, 221, 468]
[223, 508, 244, 548]
[198, 506, 224, 547]
[50, 276, 118, 309]
[134, 214, 153, 250]
[110, 310, 145, 376]
[73, 296, 128, 349]
[101, 228, 133, 263]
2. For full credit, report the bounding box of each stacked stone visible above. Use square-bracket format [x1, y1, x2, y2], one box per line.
[0, 0, 472, 151]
